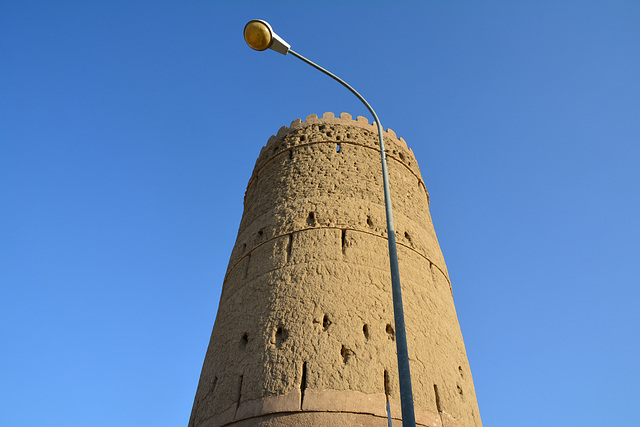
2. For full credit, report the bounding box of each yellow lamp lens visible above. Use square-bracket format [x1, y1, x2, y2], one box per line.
[244, 21, 272, 51]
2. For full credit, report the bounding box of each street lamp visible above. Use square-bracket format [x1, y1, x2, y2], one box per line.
[244, 19, 416, 427]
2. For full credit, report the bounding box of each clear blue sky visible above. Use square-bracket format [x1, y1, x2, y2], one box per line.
[1, 1, 639, 426]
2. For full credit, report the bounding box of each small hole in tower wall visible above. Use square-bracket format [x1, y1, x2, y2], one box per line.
[258, 229, 264, 237]
[341, 230, 346, 253]
[386, 324, 395, 341]
[275, 326, 288, 347]
[306, 212, 316, 226]
[458, 366, 464, 378]
[300, 135, 306, 141]
[363, 324, 370, 340]
[404, 231, 412, 243]
[347, 133, 352, 139]
[336, 143, 341, 153]
[241, 333, 248, 346]
[323, 315, 332, 330]
[289, 149, 293, 160]
[457, 384, 464, 396]
[319, 125, 326, 131]
[367, 216, 373, 227]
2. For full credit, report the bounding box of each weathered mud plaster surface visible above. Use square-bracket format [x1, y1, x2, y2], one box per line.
[189, 113, 482, 426]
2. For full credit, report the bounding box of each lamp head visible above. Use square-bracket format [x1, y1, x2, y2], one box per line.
[243, 20, 290, 55]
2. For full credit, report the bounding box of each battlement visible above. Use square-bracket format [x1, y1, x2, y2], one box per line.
[260, 112, 416, 162]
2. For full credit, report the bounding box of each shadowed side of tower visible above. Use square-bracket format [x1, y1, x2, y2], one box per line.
[189, 112, 481, 427]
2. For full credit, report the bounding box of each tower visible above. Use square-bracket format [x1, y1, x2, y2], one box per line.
[189, 112, 481, 426]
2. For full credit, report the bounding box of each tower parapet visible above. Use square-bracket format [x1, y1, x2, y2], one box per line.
[190, 113, 481, 426]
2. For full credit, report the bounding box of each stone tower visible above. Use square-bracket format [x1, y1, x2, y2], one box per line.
[189, 113, 481, 426]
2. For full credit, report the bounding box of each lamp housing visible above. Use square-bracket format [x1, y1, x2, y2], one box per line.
[244, 20, 290, 55]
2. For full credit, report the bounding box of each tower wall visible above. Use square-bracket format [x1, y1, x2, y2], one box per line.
[189, 113, 481, 426]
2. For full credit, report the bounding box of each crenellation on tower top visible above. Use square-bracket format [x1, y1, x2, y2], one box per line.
[260, 112, 416, 164]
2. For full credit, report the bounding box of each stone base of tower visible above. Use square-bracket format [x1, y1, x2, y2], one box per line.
[224, 412, 419, 427]
[194, 388, 465, 427]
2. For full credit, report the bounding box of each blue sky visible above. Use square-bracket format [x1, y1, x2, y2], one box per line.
[1, 1, 639, 426]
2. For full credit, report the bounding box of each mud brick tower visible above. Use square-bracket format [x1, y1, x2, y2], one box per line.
[189, 112, 481, 426]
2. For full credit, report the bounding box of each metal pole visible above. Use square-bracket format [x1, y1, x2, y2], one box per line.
[288, 49, 416, 427]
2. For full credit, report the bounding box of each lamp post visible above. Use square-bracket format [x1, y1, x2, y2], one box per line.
[244, 19, 416, 427]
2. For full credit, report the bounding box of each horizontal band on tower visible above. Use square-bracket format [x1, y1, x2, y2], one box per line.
[199, 388, 451, 427]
